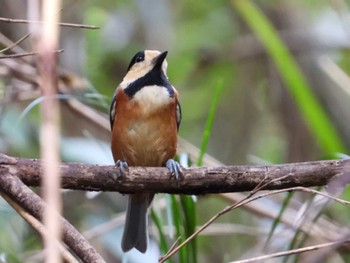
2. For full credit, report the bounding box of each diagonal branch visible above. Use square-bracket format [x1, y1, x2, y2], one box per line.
[0, 32, 31, 53]
[1, 153, 350, 194]
[0, 171, 105, 263]
[0, 193, 79, 263]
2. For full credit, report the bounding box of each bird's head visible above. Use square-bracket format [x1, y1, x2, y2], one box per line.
[122, 50, 168, 86]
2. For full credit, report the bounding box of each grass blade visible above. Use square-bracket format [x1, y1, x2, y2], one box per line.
[232, 0, 346, 155]
[197, 80, 224, 166]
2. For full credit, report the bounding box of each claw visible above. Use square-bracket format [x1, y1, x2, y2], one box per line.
[166, 159, 183, 180]
[115, 160, 129, 180]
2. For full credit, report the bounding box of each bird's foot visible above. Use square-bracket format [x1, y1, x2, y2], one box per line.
[114, 160, 129, 180]
[166, 159, 183, 180]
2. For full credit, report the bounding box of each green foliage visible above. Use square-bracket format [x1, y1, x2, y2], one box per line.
[150, 209, 171, 258]
[170, 195, 187, 263]
[264, 191, 293, 249]
[179, 196, 197, 263]
[233, 0, 346, 155]
[197, 80, 224, 166]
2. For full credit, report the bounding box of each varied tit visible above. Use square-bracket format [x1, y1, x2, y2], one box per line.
[110, 50, 182, 253]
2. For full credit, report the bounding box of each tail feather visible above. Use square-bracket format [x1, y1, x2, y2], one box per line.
[121, 193, 151, 253]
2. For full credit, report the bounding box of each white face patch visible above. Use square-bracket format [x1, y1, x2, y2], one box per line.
[132, 85, 171, 114]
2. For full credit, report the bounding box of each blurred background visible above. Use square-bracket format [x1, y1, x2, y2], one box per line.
[1, 0, 350, 262]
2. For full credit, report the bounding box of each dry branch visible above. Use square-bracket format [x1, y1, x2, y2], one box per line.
[0, 171, 105, 263]
[0, 49, 63, 59]
[230, 239, 350, 263]
[1, 153, 350, 194]
[0, 32, 31, 53]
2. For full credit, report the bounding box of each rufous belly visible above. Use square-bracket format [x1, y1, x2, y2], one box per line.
[111, 100, 177, 167]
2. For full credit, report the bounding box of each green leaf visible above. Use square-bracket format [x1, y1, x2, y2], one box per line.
[180, 196, 197, 263]
[264, 192, 293, 250]
[150, 209, 170, 257]
[171, 195, 188, 263]
[232, 0, 346, 155]
[197, 80, 224, 166]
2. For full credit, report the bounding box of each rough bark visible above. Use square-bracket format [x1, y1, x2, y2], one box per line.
[1, 153, 349, 195]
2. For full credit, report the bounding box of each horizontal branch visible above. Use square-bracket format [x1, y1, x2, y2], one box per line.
[1, 153, 349, 194]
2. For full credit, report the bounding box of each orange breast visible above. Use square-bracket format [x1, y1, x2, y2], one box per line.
[111, 89, 178, 167]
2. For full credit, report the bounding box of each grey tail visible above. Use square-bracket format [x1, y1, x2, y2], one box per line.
[121, 193, 151, 253]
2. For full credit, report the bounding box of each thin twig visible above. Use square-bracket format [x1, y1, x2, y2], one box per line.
[162, 237, 182, 259]
[0, 49, 63, 59]
[239, 187, 350, 207]
[0, 17, 99, 29]
[229, 240, 350, 263]
[0, 32, 31, 53]
[158, 186, 350, 262]
[0, 31, 27, 53]
[159, 175, 290, 262]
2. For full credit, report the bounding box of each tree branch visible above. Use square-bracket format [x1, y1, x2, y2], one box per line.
[0, 170, 105, 263]
[1, 153, 349, 194]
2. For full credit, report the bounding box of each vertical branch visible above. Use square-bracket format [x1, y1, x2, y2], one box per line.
[37, 1, 62, 263]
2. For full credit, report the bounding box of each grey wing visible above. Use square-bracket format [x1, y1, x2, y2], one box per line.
[109, 89, 118, 131]
[176, 100, 181, 131]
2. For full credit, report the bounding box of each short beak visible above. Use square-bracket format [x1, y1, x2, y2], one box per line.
[153, 51, 168, 68]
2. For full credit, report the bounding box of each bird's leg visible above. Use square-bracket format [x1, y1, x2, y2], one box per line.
[165, 159, 183, 180]
[115, 160, 129, 180]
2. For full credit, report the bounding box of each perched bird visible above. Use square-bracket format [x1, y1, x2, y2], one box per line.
[110, 50, 182, 253]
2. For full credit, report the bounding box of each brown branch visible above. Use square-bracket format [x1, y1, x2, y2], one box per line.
[0, 17, 99, 29]
[0, 171, 105, 263]
[1, 153, 350, 194]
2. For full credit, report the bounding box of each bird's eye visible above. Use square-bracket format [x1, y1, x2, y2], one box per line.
[127, 51, 145, 72]
[136, 55, 144, 63]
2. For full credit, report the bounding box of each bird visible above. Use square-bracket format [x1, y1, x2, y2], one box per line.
[109, 50, 182, 253]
